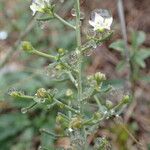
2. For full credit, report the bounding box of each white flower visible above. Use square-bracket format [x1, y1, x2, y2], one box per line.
[30, 0, 50, 16]
[0, 30, 8, 40]
[68, 128, 73, 132]
[89, 12, 113, 31]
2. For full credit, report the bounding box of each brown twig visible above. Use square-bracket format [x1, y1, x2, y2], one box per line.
[117, 0, 137, 122]
[0, 15, 37, 68]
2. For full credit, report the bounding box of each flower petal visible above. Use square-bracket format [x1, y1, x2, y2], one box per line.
[94, 13, 104, 23]
[89, 10, 113, 31]
[89, 20, 96, 27]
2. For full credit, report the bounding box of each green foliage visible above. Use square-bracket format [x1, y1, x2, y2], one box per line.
[109, 31, 150, 81]
[0, 113, 30, 149]
[109, 39, 126, 53]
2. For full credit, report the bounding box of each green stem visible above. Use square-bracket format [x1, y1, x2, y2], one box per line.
[67, 71, 78, 88]
[94, 95, 103, 111]
[112, 96, 129, 111]
[58, 112, 70, 121]
[13, 94, 79, 114]
[16, 95, 34, 99]
[25, 102, 37, 110]
[54, 98, 79, 115]
[60, 59, 78, 74]
[54, 13, 76, 29]
[83, 117, 95, 126]
[40, 128, 64, 138]
[75, 0, 82, 113]
[32, 50, 56, 60]
[47, 102, 57, 110]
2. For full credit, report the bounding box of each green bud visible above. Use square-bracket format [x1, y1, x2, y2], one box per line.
[106, 100, 113, 109]
[93, 112, 102, 120]
[56, 114, 63, 123]
[55, 64, 63, 71]
[122, 95, 130, 104]
[36, 88, 47, 98]
[58, 103, 65, 109]
[58, 48, 65, 55]
[113, 95, 130, 111]
[66, 89, 73, 97]
[21, 41, 34, 53]
[87, 72, 106, 85]
[56, 116, 68, 129]
[9, 91, 23, 97]
[69, 116, 83, 129]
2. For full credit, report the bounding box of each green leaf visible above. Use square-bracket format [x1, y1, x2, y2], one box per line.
[0, 113, 30, 142]
[135, 58, 145, 68]
[109, 40, 125, 54]
[131, 31, 146, 48]
[134, 49, 150, 68]
[139, 49, 150, 59]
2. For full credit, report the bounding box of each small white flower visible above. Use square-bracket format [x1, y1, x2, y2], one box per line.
[30, 0, 50, 16]
[68, 128, 73, 132]
[89, 12, 113, 31]
[0, 30, 8, 40]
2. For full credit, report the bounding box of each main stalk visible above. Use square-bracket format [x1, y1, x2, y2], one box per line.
[75, 0, 82, 113]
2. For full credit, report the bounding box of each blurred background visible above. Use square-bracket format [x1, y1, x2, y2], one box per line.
[0, 0, 150, 149]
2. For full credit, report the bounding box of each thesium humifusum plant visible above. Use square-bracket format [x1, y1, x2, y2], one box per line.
[9, 0, 130, 149]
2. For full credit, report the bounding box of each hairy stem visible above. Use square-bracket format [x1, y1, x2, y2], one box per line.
[54, 98, 79, 115]
[40, 128, 64, 138]
[14, 94, 79, 114]
[117, 0, 132, 94]
[32, 50, 56, 60]
[117, 0, 135, 123]
[75, 0, 82, 113]
[67, 71, 78, 88]
[54, 13, 76, 29]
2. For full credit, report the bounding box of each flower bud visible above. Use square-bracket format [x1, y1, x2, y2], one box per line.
[56, 114, 63, 123]
[93, 112, 102, 120]
[36, 88, 47, 98]
[58, 48, 65, 56]
[122, 95, 130, 104]
[55, 64, 63, 71]
[9, 91, 23, 97]
[94, 72, 106, 83]
[106, 100, 113, 109]
[113, 95, 130, 112]
[66, 89, 73, 97]
[56, 114, 68, 128]
[58, 103, 65, 109]
[21, 41, 34, 53]
[69, 116, 83, 129]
